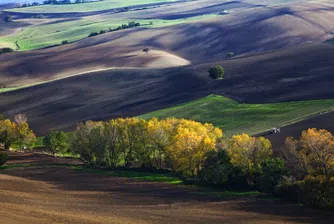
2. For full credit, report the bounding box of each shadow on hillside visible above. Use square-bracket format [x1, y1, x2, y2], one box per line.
[236, 199, 334, 224]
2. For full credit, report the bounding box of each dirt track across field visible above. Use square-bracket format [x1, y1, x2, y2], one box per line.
[0, 151, 333, 224]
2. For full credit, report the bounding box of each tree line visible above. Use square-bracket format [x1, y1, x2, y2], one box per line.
[0, 115, 333, 209]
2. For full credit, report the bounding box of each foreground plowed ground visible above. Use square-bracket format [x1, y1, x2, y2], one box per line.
[0, 152, 333, 224]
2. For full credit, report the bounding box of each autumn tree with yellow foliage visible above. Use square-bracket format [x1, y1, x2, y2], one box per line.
[167, 119, 223, 178]
[227, 133, 273, 174]
[0, 115, 36, 150]
[284, 128, 334, 179]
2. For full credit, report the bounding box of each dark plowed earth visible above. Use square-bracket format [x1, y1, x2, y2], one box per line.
[266, 112, 334, 151]
[1, 43, 334, 135]
[2, 0, 334, 86]
[0, 152, 333, 224]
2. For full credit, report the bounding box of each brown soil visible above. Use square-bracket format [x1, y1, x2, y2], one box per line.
[0, 151, 333, 224]
[266, 112, 334, 151]
[1, 0, 333, 86]
[1, 42, 334, 136]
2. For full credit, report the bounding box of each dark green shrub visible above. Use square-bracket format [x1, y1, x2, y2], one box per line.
[259, 158, 288, 193]
[197, 149, 250, 189]
[302, 176, 334, 209]
[128, 21, 136, 27]
[121, 24, 129, 29]
[88, 32, 99, 37]
[277, 176, 334, 210]
[0, 48, 14, 55]
[197, 149, 232, 186]
[99, 30, 107, 34]
[208, 65, 224, 80]
[61, 40, 69, 45]
[226, 52, 235, 58]
[0, 152, 8, 166]
[4, 15, 13, 22]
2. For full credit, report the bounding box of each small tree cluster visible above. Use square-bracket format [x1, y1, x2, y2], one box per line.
[276, 128, 334, 209]
[0, 114, 36, 150]
[198, 133, 285, 192]
[283, 128, 334, 180]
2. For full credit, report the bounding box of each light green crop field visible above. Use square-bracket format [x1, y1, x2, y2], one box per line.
[0, 14, 221, 51]
[140, 94, 334, 137]
[7, 0, 179, 13]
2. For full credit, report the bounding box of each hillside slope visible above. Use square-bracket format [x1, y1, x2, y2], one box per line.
[1, 42, 333, 135]
[1, 0, 333, 86]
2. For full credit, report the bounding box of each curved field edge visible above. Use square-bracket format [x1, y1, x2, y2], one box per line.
[139, 94, 334, 137]
[0, 67, 117, 93]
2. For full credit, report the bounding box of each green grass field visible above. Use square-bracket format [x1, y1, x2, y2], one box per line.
[0, 14, 221, 51]
[140, 94, 334, 136]
[7, 0, 179, 13]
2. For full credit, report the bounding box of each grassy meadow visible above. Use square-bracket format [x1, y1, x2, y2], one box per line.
[140, 94, 334, 136]
[0, 14, 221, 50]
[6, 0, 180, 13]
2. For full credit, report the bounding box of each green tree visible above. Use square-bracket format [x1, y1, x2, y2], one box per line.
[44, 131, 68, 156]
[259, 158, 287, 193]
[197, 149, 232, 186]
[88, 32, 99, 37]
[0, 152, 8, 167]
[208, 65, 224, 80]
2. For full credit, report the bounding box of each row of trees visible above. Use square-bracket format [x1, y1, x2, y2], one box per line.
[71, 118, 223, 178]
[1, 114, 333, 209]
[68, 118, 334, 209]
[88, 21, 141, 38]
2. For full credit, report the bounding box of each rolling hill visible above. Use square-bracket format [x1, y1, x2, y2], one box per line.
[1, 0, 333, 87]
[1, 42, 333, 136]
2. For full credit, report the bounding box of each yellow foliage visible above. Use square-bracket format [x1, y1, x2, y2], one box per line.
[227, 133, 272, 173]
[166, 119, 223, 178]
[0, 118, 36, 149]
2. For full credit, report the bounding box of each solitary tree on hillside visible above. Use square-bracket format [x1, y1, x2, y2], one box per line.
[208, 65, 224, 80]
[143, 48, 150, 53]
[4, 15, 13, 22]
[226, 52, 235, 58]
